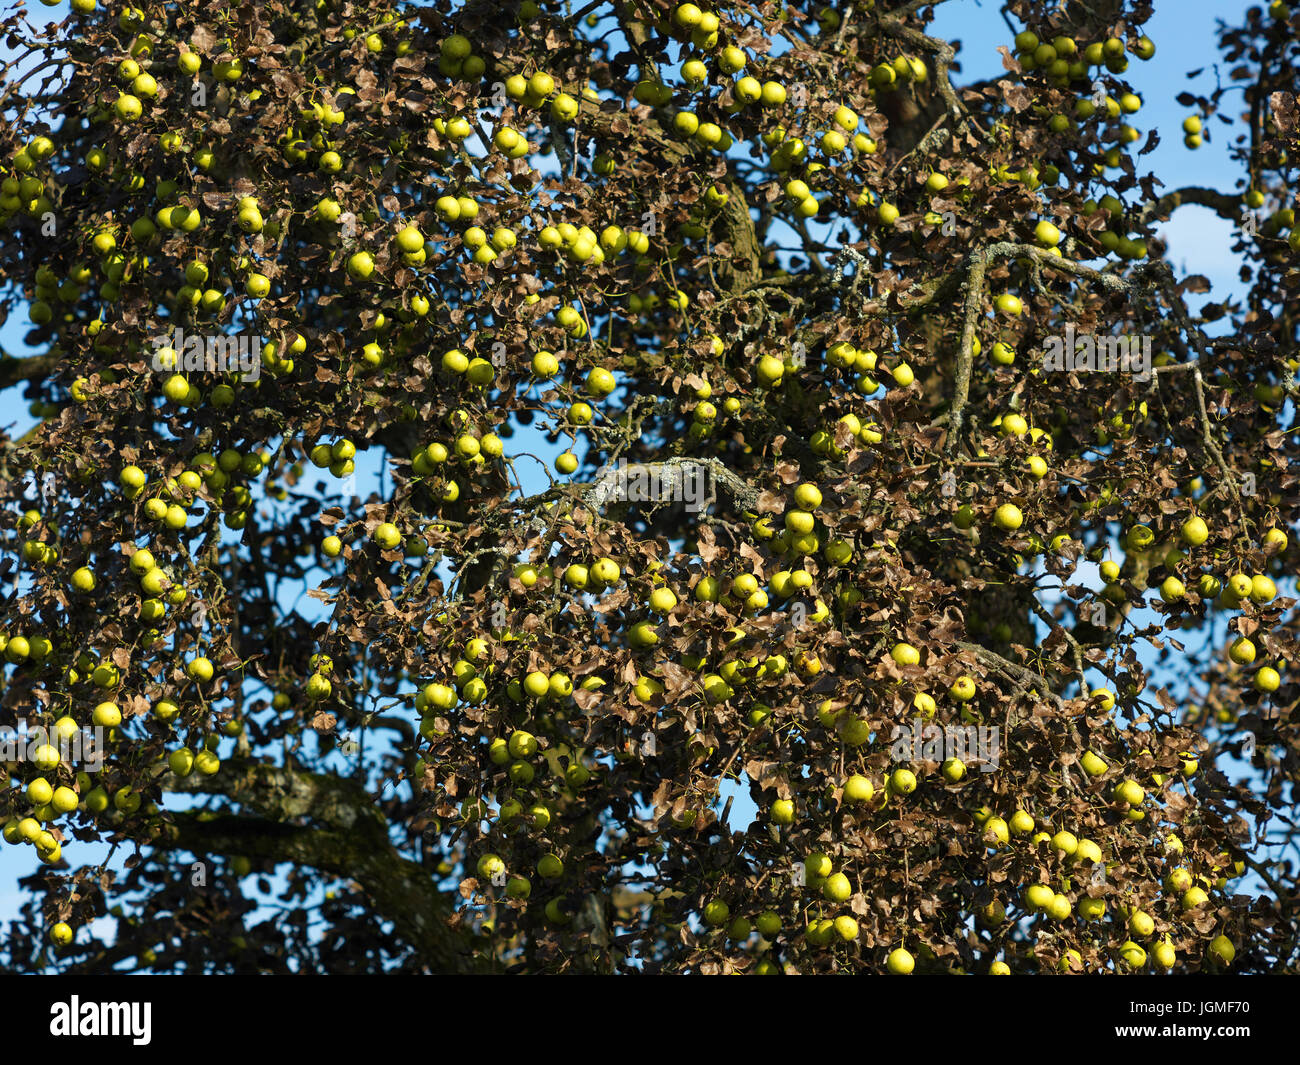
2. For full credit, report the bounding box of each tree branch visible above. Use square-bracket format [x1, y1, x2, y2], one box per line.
[1137, 186, 1243, 226]
[160, 760, 484, 972]
[0, 350, 59, 391]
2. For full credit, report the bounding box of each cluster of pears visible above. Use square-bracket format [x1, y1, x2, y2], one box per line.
[808, 409, 884, 457]
[303, 652, 336, 703]
[698, 858, 912, 973]
[1000, 28, 1162, 258]
[618, 10, 876, 205]
[0, 638, 227, 879]
[1, 135, 57, 229]
[868, 53, 929, 92]
[1076, 195, 1150, 260]
[827, 340, 917, 395]
[431, 671, 598, 924]
[1012, 29, 1155, 85]
[537, 218, 650, 267]
[962, 775, 1246, 970]
[471, 848, 573, 926]
[410, 410, 506, 503]
[764, 110, 876, 192]
[1124, 516, 1288, 692]
[324, 429, 511, 562]
[501, 68, 596, 120]
[22, 212, 148, 329]
[129, 445, 271, 536]
[437, 33, 486, 81]
[680, 371, 743, 441]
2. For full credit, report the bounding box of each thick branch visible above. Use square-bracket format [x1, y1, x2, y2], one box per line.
[0, 351, 59, 391]
[957, 640, 1066, 708]
[1137, 186, 1242, 226]
[584, 456, 761, 512]
[160, 760, 482, 971]
[946, 247, 991, 456]
[496, 457, 763, 522]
